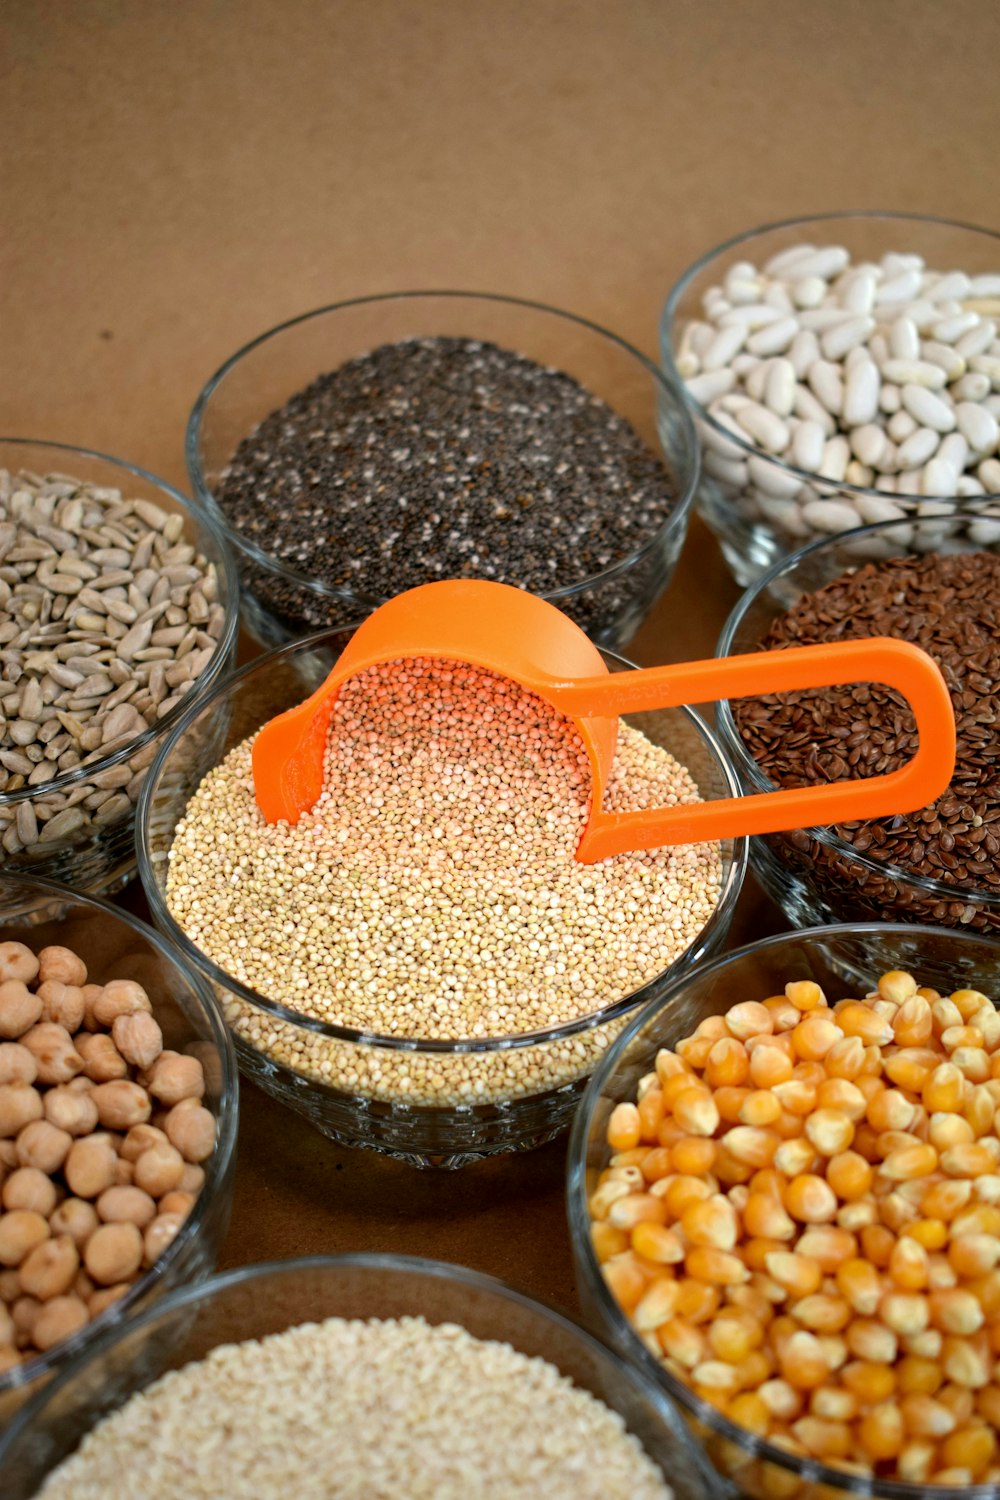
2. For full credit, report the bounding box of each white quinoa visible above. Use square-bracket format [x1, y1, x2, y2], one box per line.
[39, 1315, 673, 1500]
[165, 659, 722, 1102]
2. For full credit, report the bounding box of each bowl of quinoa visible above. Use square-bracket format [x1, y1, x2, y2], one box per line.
[185, 291, 700, 650]
[137, 623, 746, 1167]
[0, 1254, 716, 1499]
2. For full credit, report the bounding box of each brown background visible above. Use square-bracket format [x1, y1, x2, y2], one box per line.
[3, 0, 1000, 1315]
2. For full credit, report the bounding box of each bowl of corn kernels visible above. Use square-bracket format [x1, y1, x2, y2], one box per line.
[568, 921, 1000, 1500]
[0, 1253, 716, 1499]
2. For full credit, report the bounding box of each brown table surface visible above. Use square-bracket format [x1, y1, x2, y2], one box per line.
[4, 0, 1000, 1320]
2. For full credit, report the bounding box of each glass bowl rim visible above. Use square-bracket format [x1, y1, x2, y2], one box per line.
[659, 209, 1000, 503]
[0, 869, 240, 1395]
[0, 1249, 697, 1481]
[136, 621, 748, 1054]
[184, 288, 702, 605]
[567, 918, 1000, 1500]
[713, 513, 1000, 910]
[0, 436, 242, 808]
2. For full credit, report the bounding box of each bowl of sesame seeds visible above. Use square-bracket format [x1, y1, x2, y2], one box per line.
[0, 439, 240, 895]
[185, 291, 700, 651]
[136, 622, 746, 1167]
[0, 1253, 717, 1499]
[714, 518, 1000, 938]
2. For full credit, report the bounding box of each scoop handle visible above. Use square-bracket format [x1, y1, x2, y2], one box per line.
[554, 637, 956, 862]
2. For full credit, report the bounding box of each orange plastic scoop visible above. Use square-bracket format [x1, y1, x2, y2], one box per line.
[252, 579, 956, 863]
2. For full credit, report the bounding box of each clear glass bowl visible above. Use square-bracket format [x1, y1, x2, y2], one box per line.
[660, 212, 1000, 585]
[714, 517, 1000, 936]
[0, 439, 240, 894]
[136, 625, 747, 1168]
[0, 1252, 717, 1499]
[186, 291, 700, 650]
[0, 873, 239, 1428]
[568, 922, 1000, 1500]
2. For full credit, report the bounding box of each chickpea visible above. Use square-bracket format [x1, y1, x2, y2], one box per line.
[0, 1043, 37, 1087]
[0, 981, 43, 1041]
[80, 984, 104, 1031]
[2, 1167, 58, 1217]
[0, 1300, 14, 1346]
[37, 947, 87, 988]
[0, 943, 39, 986]
[66, 1074, 95, 1093]
[16, 1119, 72, 1174]
[12, 1294, 41, 1346]
[0, 1210, 49, 1267]
[163, 1103, 216, 1163]
[84, 1221, 142, 1285]
[50, 1198, 99, 1248]
[158, 1190, 195, 1218]
[147, 1052, 204, 1107]
[75, 1032, 127, 1083]
[92, 980, 151, 1028]
[143, 1211, 184, 1268]
[20, 1023, 84, 1086]
[32, 1294, 89, 1351]
[133, 1142, 185, 1198]
[0, 1269, 20, 1302]
[88, 1282, 130, 1319]
[0, 1140, 17, 1169]
[0, 1084, 44, 1139]
[36, 981, 85, 1033]
[44, 1085, 99, 1137]
[121, 1123, 168, 1162]
[19, 1235, 79, 1301]
[112, 1011, 163, 1070]
[89, 1080, 152, 1132]
[96, 1185, 157, 1228]
[64, 1137, 117, 1200]
[179, 1163, 205, 1195]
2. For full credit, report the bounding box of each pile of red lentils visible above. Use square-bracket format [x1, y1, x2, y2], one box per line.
[590, 967, 1000, 1486]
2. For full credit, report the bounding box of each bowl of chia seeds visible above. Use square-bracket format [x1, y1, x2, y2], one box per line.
[136, 623, 746, 1168]
[714, 517, 1000, 936]
[185, 292, 700, 650]
[0, 440, 240, 895]
[0, 1254, 715, 1499]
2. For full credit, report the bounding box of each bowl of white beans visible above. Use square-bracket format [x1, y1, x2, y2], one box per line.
[661, 213, 1000, 585]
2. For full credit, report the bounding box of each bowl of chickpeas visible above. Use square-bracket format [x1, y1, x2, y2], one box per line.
[0, 873, 238, 1424]
[568, 922, 1000, 1500]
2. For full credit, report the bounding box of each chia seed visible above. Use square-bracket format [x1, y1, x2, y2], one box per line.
[217, 337, 677, 641]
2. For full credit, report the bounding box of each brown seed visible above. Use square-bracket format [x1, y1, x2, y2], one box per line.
[0, 981, 42, 1041]
[89, 1080, 152, 1131]
[19, 1022, 84, 1085]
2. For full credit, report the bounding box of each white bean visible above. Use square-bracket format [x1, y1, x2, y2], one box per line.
[802, 499, 861, 533]
[748, 454, 801, 499]
[793, 385, 837, 434]
[955, 320, 997, 360]
[968, 517, 1000, 545]
[887, 410, 918, 443]
[895, 299, 939, 330]
[969, 275, 1000, 297]
[807, 360, 844, 416]
[932, 312, 979, 343]
[735, 402, 789, 453]
[746, 317, 800, 357]
[763, 281, 794, 313]
[703, 451, 750, 488]
[926, 271, 971, 302]
[685, 370, 736, 406]
[922, 458, 960, 497]
[841, 358, 880, 426]
[764, 358, 796, 417]
[876, 270, 923, 304]
[755, 494, 810, 535]
[920, 341, 966, 381]
[845, 460, 874, 487]
[855, 494, 907, 524]
[818, 435, 850, 482]
[956, 475, 986, 496]
[840, 267, 878, 315]
[850, 424, 888, 470]
[889, 318, 920, 361]
[978, 458, 1000, 493]
[955, 401, 999, 454]
[881, 358, 947, 390]
[702, 324, 748, 372]
[792, 276, 826, 309]
[786, 246, 850, 281]
[745, 362, 769, 401]
[763, 244, 817, 277]
[821, 316, 875, 361]
[897, 426, 941, 468]
[879, 382, 902, 413]
[788, 328, 820, 379]
[970, 354, 1000, 386]
[938, 432, 969, 473]
[900, 384, 956, 432]
[718, 303, 784, 330]
[790, 419, 826, 473]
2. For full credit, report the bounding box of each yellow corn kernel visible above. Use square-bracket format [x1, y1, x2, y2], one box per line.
[902, 1328, 943, 1359]
[633, 1275, 681, 1331]
[713, 1148, 753, 1189]
[758, 1378, 803, 1421]
[639, 1146, 675, 1183]
[744, 1193, 796, 1242]
[874, 1128, 923, 1159]
[938, 1380, 977, 1422]
[930, 1287, 985, 1336]
[824, 1150, 871, 1203]
[764, 995, 803, 1031]
[949, 1233, 1000, 1278]
[784, 1175, 838, 1224]
[823, 1035, 866, 1081]
[810, 1386, 857, 1421]
[791, 1016, 843, 1061]
[738, 1091, 782, 1128]
[860, 1222, 895, 1268]
[952, 1202, 1000, 1237]
[772, 1080, 817, 1117]
[963, 1085, 996, 1137]
[602, 1252, 649, 1312]
[940, 1422, 997, 1475]
[971, 1006, 1000, 1050]
[692, 1358, 742, 1392]
[899, 1391, 957, 1438]
[795, 1227, 858, 1272]
[889, 1236, 930, 1290]
[777, 1329, 829, 1389]
[926, 1252, 957, 1291]
[591, 1221, 629, 1263]
[880, 1291, 930, 1337]
[905, 1217, 949, 1251]
[655, 1049, 688, 1084]
[726, 1283, 775, 1325]
[816, 1333, 848, 1372]
[790, 1416, 851, 1459]
[637, 1087, 665, 1141]
[892, 995, 934, 1047]
[802, 1108, 854, 1157]
[941, 1024, 985, 1052]
[884, 1049, 935, 1092]
[950, 988, 991, 1020]
[706, 1036, 750, 1089]
[834, 1001, 893, 1046]
[772, 1138, 819, 1178]
[940, 1142, 997, 1178]
[942, 1335, 991, 1389]
[788, 1293, 850, 1332]
[896, 1440, 936, 1484]
[608, 1192, 669, 1231]
[668, 1136, 716, 1177]
[707, 1312, 761, 1364]
[588, 1179, 632, 1220]
[880, 1142, 939, 1181]
[661, 1175, 712, 1219]
[898, 1354, 944, 1397]
[929, 1468, 975, 1485]
[975, 1384, 1000, 1427]
[923, 1062, 965, 1113]
[877, 969, 917, 1004]
[674, 1277, 721, 1324]
[685, 1246, 750, 1286]
[836, 1257, 883, 1316]
[728, 1390, 771, 1437]
[841, 1359, 896, 1403]
[630, 1221, 685, 1265]
[748, 1043, 794, 1090]
[785, 980, 826, 1013]
[656, 1117, 686, 1149]
[952, 1048, 990, 1083]
[713, 1086, 750, 1124]
[858, 1402, 905, 1460]
[928, 1113, 976, 1152]
[673, 1086, 721, 1138]
[657, 1316, 706, 1368]
[867, 1088, 918, 1133]
[933, 996, 965, 1034]
[846, 1318, 898, 1363]
[721, 1126, 780, 1169]
[607, 1102, 642, 1151]
[765, 1251, 822, 1297]
[879, 1191, 920, 1234]
[922, 1178, 972, 1220]
[681, 1195, 738, 1252]
[837, 1200, 877, 1232]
